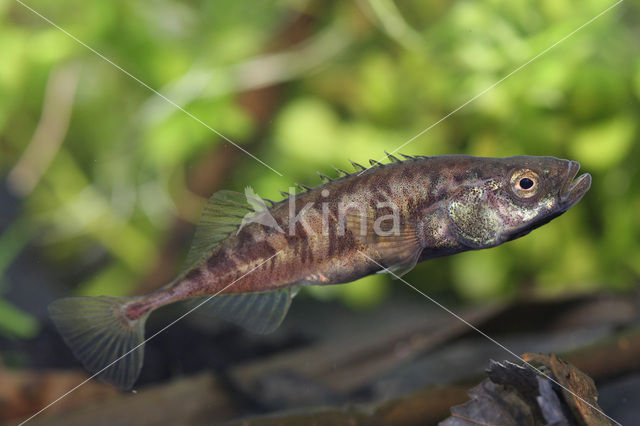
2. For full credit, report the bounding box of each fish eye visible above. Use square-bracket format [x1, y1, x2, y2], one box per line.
[519, 177, 534, 189]
[511, 170, 539, 198]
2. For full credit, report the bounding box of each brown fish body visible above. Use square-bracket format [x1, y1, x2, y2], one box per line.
[133, 155, 590, 315]
[48, 154, 592, 389]
[139, 158, 447, 307]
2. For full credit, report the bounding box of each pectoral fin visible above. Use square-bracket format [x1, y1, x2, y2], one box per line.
[375, 248, 421, 277]
[372, 232, 422, 277]
[345, 209, 422, 277]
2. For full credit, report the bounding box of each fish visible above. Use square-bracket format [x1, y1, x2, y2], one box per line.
[49, 154, 591, 389]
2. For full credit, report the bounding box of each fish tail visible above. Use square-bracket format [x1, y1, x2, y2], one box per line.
[48, 295, 149, 390]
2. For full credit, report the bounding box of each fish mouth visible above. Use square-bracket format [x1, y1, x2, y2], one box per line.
[560, 161, 591, 209]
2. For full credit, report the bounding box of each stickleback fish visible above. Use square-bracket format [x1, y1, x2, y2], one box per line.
[49, 154, 591, 389]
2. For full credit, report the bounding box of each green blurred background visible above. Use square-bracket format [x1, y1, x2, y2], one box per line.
[0, 0, 638, 340]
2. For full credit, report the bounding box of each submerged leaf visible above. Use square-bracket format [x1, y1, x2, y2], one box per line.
[440, 354, 614, 426]
[522, 353, 613, 426]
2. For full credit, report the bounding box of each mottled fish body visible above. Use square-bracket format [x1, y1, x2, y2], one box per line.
[49, 154, 591, 389]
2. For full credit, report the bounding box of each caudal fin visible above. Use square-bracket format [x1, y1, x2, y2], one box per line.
[48, 296, 148, 390]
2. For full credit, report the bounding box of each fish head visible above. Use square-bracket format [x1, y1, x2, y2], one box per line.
[446, 156, 591, 249]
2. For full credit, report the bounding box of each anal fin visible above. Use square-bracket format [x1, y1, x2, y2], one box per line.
[186, 287, 296, 334]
